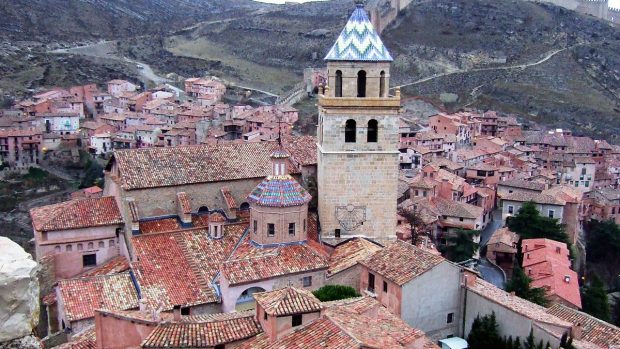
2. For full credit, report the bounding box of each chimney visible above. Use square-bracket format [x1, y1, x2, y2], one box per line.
[139, 298, 147, 312]
[173, 305, 181, 321]
[571, 324, 583, 341]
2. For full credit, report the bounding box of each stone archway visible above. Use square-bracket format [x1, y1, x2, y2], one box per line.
[235, 286, 266, 312]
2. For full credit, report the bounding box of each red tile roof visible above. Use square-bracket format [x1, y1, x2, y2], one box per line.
[139, 218, 182, 234]
[254, 287, 323, 316]
[30, 197, 122, 232]
[547, 304, 620, 348]
[282, 135, 317, 166]
[222, 235, 328, 286]
[521, 239, 581, 309]
[141, 315, 263, 348]
[238, 297, 439, 349]
[76, 256, 130, 278]
[221, 187, 238, 209]
[131, 225, 245, 310]
[360, 240, 445, 286]
[177, 192, 192, 214]
[113, 142, 300, 190]
[57, 273, 139, 322]
[327, 238, 382, 275]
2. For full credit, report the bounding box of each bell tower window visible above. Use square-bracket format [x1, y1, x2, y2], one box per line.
[357, 70, 366, 97]
[367, 119, 378, 143]
[380, 71, 386, 97]
[335, 70, 343, 97]
[345, 119, 356, 143]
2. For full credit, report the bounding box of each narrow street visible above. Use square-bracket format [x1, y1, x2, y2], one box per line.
[477, 209, 506, 289]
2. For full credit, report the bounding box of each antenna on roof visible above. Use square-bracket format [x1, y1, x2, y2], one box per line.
[277, 111, 283, 147]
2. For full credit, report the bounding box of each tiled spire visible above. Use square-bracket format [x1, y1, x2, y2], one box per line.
[324, 0, 393, 62]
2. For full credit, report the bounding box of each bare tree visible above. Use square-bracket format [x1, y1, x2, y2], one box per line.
[398, 205, 427, 246]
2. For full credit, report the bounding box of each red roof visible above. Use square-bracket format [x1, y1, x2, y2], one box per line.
[221, 235, 328, 286]
[139, 218, 182, 234]
[521, 239, 582, 309]
[30, 197, 122, 232]
[57, 273, 139, 322]
[254, 287, 323, 316]
[327, 238, 382, 275]
[131, 225, 245, 310]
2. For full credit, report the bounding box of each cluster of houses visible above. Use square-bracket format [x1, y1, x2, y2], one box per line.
[0, 76, 298, 170]
[15, 2, 620, 349]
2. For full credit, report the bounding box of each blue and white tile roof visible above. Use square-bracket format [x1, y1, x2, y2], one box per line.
[324, 3, 393, 62]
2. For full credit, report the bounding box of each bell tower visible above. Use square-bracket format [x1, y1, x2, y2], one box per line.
[317, 0, 400, 240]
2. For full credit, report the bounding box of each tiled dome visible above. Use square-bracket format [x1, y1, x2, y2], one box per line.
[248, 175, 312, 207]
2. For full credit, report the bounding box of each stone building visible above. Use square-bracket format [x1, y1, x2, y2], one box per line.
[317, 1, 400, 240]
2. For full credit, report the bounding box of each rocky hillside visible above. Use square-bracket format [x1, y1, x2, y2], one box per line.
[0, 0, 270, 41]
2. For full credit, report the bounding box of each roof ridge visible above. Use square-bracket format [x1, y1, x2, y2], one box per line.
[174, 233, 211, 291]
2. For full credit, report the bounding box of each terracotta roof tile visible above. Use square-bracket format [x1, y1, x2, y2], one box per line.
[221, 187, 238, 209]
[327, 238, 382, 275]
[499, 179, 547, 192]
[141, 315, 262, 348]
[30, 197, 122, 232]
[547, 304, 620, 348]
[360, 240, 445, 286]
[132, 225, 245, 310]
[222, 235, 328, 286]
[282, 135, 317, 166]
[254, 287, 323, 316]
[76, 256, 130, 278]
[113, 142, 300, 190]
[177, 192, 192, 214]
[57, 273, 139, 322]
[139, 218, 182, 234]
[501, 192, 565, 206]
[466, 278, 571, 327]
[433, 197, 483, 220]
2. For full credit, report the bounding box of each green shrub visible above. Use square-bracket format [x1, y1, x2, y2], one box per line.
[312, 285, 360, 302]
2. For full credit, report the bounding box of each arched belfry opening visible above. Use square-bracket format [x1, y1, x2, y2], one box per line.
[367, 119, 378, 143]
[357, 70, 366, 97]
[335, 70, 343, 97]
[345, 119, 356, 143]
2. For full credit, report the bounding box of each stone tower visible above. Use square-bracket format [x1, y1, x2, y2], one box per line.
[317, 0, 400, 240]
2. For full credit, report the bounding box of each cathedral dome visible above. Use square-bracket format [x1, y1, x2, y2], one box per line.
[248, 174, 311, 208]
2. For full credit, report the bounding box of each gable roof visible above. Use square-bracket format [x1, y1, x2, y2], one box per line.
[57, 273, 139, 322]
[254, 287, 323, 316]
[30, 197, 123, 232]
[324, 3, 393, 62]
[328, 237, 382, 275]
[547, 304, 620, 348]
[141, 315, 262, 348]
[360, 240, 445, 286]
[112, 142, 300, 191]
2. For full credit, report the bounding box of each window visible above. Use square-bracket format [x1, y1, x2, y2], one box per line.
[368, 272, 375, 292]
[357, 70, 366, 97]
[88, 242, 94, 249]
[383, 281, 388, 293]
[585, 181, 589, 187]
[345, 119, 356, 143]
[548, 210, 555, 219]
[302, 276, 312, 287]
[303, 219, 306, 232]
[66, 244, 72, 252]
[508, 205, 514, 214]
[98, 241, 104, 248]
[289, 223, 296, 236]
[109, 240, 115, 247]
[55, 245, 61, 253]
[367, 119, 378, 143]
[335, 70, 343, 97]
[83, 254, 97, 267]
[415, 190, 419, 196]
[180, 307, 190, 316]
[268, 224, 275, 236]
[214, 345, 225, 349]
[292, 314, 302, 327]
[77, 243, 83, 251]
[422, 191, 427, 197]
[459, 217, 464, 222]
[264, 311, 268, 320]
[335, 229, 341, 238]
[254, 220, 258, 234]
[447, 313, 454, 324]
[581, 167, 587, 176]
[379, 70, 386, 97]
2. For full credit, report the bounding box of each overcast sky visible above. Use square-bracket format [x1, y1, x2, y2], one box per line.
[255, 0, 620, 9]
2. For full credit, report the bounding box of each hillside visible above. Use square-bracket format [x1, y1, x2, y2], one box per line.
[0, 0, 270, 42]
